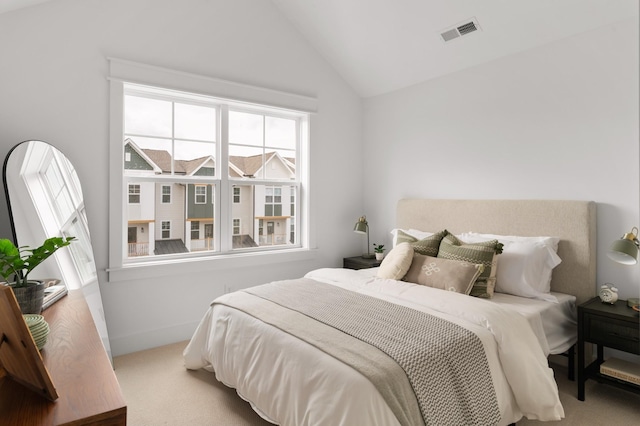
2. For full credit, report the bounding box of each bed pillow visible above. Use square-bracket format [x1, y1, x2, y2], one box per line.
[390, 228, 434, 247]
[377, 242, 414, 280]
[403, 254, 484, 294]
[458, 232, 561, 294]
[490, 240, 560, 302]
[396, 229, 448, 256]
[437, 233, 503, 298]
[459, 232, 560, 253]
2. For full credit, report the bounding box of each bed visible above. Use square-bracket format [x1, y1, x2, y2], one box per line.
[184, 199, 596, 426]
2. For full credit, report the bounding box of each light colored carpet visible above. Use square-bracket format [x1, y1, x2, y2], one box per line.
[114, 341, 640, 425]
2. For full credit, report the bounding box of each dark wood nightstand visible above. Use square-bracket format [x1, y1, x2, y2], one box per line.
[343, 256, 381, 270]
[577, 297, 640, 401]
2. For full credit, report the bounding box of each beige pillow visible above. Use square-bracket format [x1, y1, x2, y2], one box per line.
[403, 254, 484, 295]
[377, 242, 414, 280]
[437, 232, 502, 298]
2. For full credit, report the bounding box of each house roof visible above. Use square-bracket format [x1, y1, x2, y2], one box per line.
[125, 139, 294, 177]
[154, 239, 189, 255]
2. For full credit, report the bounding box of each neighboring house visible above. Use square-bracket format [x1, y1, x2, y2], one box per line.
[124, 138, 295, 257]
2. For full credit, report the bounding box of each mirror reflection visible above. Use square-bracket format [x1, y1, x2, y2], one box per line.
[3, 140, 112, 360]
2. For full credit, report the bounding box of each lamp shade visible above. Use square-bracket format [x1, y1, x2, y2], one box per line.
[353, 216, 374, 258]
[353, 216, 368, 234]
[607, 227, 639, 265]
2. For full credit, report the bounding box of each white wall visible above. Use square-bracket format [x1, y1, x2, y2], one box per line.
[0, 0, 364, 356]
[363, 18, 639, 301]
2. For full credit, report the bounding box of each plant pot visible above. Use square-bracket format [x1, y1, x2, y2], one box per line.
[375, 252, 385, 261]
[7, 281, 46, 314]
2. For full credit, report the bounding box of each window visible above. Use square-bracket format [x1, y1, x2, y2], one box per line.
[161, 185, 171, 203]
[195, 185, 207, 204]
[128, 184, 140, 204]
[110, 63, 311, 268]
[265, 186, 282, 216]
[191, 221, 200, 240]
[161, 221, 171, 239]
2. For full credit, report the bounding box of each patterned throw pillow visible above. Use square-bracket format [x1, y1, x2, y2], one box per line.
[403, 254, 484, 294]
[396, 229, 448, 257]
[437, 232, 503, 298]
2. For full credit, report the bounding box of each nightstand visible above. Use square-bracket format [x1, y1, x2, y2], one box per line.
[577, 297, 640, 401]
[343, 256, 381, 270]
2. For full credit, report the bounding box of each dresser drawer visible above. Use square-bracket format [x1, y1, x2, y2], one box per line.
[586, 316, 640, 354]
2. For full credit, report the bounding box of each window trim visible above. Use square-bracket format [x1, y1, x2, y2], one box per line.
[108, 58, 316, 280]
[128, 184, 141, 204]
[161, 185, 171, 204]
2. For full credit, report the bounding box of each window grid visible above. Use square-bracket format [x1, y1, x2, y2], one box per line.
[120, 82, 307, 263]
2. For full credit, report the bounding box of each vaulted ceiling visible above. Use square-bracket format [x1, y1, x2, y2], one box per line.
[271, 0, 637, 97]
[2, 0, 636, 97]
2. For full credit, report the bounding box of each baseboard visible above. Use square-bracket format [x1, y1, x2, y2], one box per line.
[109, 321, 200, 357]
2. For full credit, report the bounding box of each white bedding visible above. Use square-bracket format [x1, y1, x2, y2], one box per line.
[184, 268, 564, 426]
[357, 267, 578, 356]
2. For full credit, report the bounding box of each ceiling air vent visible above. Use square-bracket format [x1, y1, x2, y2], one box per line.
[440, 18, 481, 42]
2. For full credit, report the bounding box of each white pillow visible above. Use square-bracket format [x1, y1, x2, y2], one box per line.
[459, 232, 560, 253]
[493, 241, 560, 302]
[390, 228, 433, 247]
[458, 232, 561, 300]
[377, 242, 414, 280]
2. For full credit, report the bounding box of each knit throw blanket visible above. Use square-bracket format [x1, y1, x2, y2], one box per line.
[244, 279, 501, 426]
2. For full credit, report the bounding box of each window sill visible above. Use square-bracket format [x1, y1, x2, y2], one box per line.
[106, 248, 317, 283]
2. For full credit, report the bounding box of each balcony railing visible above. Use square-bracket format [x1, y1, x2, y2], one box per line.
[258, 233, 288, 246]
[128, 242, 149, 257]
[190, 238, 214, 252]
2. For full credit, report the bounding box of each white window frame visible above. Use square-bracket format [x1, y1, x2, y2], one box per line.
[232, 218, 241, 236]
[128, 184, 140, 204]
[161, 220, 171, 239]
[233, 187, 240, 203]
[194, 185, 207, 204]
[107, 58, 316, 282]
[161, 185, 171, 204]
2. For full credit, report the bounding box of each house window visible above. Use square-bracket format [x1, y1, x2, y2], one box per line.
[161, 221, 170, 239]
[265, 186, 282, 216]
[191, 221, 200, 240]
[110, 61, 312, 269]
[195, 185, 207, 204]
[128, 184, 140, 204]
[161, 185, 171, 203]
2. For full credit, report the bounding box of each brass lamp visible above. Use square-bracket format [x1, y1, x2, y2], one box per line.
[354, 216, 374, 259]
[608, 227, 639, 265]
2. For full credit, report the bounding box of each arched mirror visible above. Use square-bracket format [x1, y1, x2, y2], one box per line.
[2, 140, 112, 361]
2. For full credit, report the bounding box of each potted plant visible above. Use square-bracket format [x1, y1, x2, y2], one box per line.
[0, 236, 75, 314]
[373, 243, 385, 261]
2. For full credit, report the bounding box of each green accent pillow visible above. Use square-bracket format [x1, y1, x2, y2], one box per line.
[396, 229, 448, 257]
[437, 232, 503, 298]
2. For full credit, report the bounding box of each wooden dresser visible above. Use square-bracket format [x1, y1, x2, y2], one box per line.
[0, 290, 127, 425]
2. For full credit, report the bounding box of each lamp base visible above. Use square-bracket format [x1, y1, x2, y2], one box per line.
[362, 253, 375, 259]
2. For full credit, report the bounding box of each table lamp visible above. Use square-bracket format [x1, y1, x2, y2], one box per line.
[608, 227, 639, 265]
[354, 216, 374, 259]
[607, 226, 639, 308]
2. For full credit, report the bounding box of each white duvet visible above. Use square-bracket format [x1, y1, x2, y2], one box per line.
[184, 268, 564, 426]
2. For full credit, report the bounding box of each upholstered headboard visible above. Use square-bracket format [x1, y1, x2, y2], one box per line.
[396, 199, 597, 305]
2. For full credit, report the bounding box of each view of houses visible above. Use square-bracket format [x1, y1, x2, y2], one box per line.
[124, 138, 296, 257]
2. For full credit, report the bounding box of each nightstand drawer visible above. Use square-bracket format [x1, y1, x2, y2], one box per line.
[586, 316, 640, 354]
